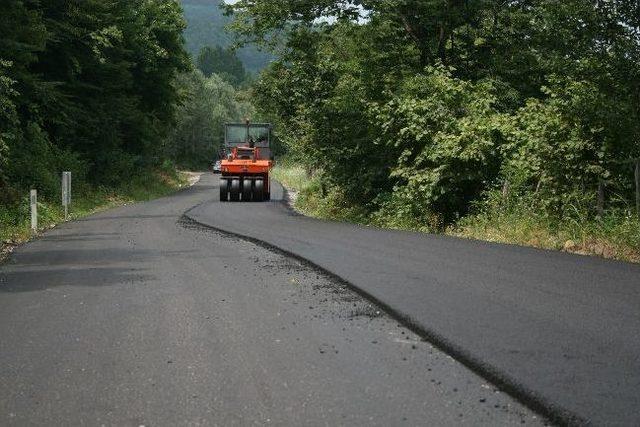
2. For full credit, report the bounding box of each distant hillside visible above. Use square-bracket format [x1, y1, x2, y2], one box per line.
[181, 0, 273, 74]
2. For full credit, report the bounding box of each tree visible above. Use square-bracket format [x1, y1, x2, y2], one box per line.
[165, 70, 254, 168]
[0, 0, 191, 198]
[228, 0, 640, 224]
[196, 45, 246, 86]
[0, 59, 17, 201]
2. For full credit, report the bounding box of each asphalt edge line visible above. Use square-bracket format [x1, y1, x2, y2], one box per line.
[273, 179, 305, 217]
[180, 211, 583, 427]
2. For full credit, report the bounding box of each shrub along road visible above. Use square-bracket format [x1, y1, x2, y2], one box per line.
[186, 175, 640, 426]
[0, 175, 540, 426]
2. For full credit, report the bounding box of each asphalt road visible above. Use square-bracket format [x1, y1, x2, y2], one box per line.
[184, 175, 640, 426]
[0, 176, 542, 426]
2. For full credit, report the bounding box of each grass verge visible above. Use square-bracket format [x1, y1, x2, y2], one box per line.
[451, 205, 640, 263]
[272, 163, 640, 263]
[1, 169, 190, 261]
[272, 163, 369, 222]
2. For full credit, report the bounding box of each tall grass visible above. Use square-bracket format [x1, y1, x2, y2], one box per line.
[270, 163, 309, 193]
[271, 163, 369, 222]
[453, 189, 640, 262]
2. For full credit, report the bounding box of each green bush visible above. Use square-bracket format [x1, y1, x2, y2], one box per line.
[371, 66, 505, 224]
[498, 78, 624, 216]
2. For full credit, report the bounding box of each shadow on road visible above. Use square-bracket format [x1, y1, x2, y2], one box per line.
[77, 214, 178, 222]
[0, 246, 197, 293]
[0, 267, 154, 293]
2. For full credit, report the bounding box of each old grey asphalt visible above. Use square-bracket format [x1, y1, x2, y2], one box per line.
[185, 174, 640, 426]
[0, 175, 542, 426]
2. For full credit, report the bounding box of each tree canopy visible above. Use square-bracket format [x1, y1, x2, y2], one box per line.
[227, 0, 640, 225]
[197, 45, 247, 86]
[0, 0, 190, 202]
[164, 70, 254, 168]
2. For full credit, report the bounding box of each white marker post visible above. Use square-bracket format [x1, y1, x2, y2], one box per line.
[30, 189, 37, 231]
[62, 171, 71, 221]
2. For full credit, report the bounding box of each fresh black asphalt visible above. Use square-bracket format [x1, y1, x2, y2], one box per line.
[0, 175, 542, 426]
[185, 174, 640, 426]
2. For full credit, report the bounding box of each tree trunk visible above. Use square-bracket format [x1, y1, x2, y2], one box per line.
[438, 23, 448, 64]
[597, 179, 605, 216]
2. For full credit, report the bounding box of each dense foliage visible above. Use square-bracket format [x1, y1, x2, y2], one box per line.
[164, 70, 254, 168]
[197, 45, 247, 86]
[0, 0, 191, 205]
[228, 0, 640, 230]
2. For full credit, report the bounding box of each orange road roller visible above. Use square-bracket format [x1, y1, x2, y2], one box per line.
[219, 122, 274, 202]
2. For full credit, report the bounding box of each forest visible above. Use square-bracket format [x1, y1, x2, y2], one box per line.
[1, 1, 187, 199]
[0, 0, 250, 242]
[226, 0, 640, 260]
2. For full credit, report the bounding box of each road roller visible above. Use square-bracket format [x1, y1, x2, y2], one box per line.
[219, 121, 273, 202]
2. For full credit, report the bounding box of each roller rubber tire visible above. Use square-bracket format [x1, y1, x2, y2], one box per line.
[242, 178, 252, 202]
[253, 179, 264, 202]
[219, 178, 229, 202]
[230, 178, 240, 201]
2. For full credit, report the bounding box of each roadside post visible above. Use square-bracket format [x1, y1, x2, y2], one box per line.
[62, 171, 71, 221]
[635, 159, 640, 216]
[30, 190, 37, 231]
